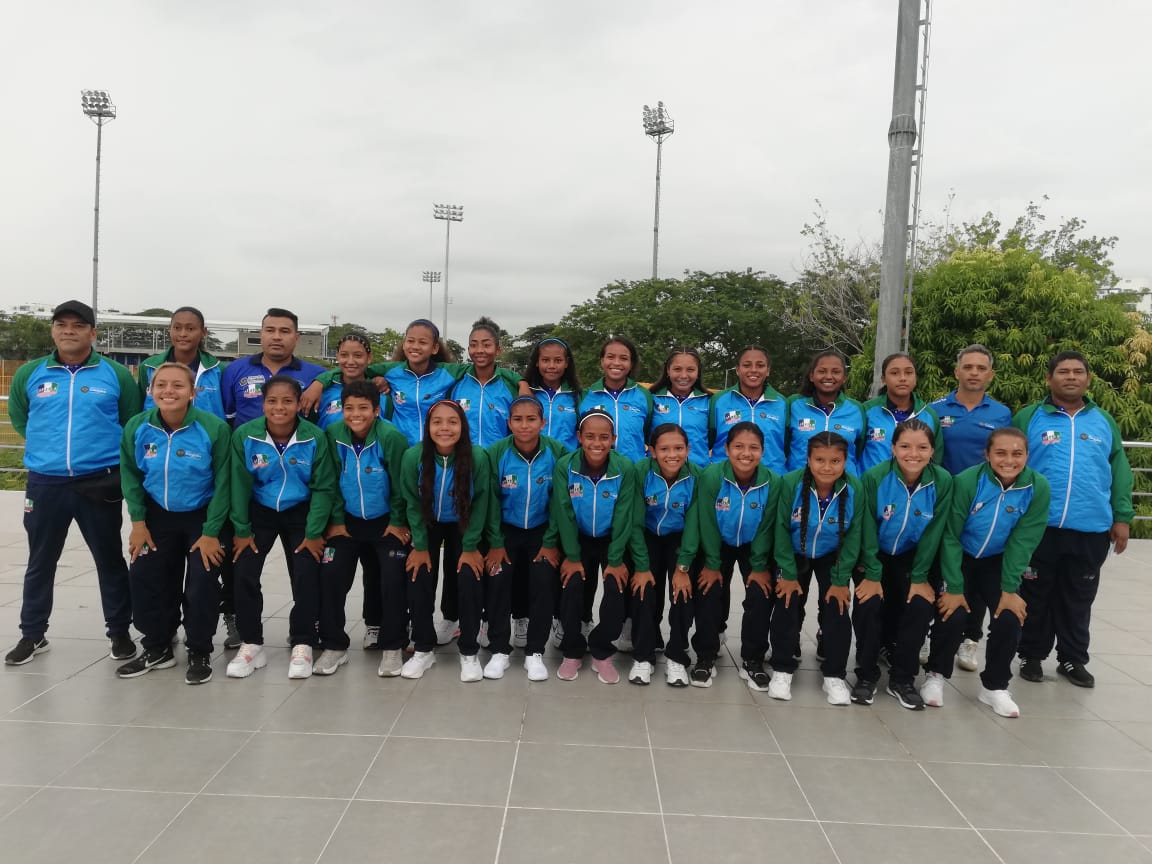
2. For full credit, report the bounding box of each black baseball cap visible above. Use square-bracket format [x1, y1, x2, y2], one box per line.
[52, 300, 96, 327]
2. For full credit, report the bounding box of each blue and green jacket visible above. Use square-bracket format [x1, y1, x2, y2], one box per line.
[400, 444, 491, 552]
[313, 373, 394, 431]
[530, 384, 580, 450]
[578, 378, 654, 462]
[708, 385, 788, 472]
[549, 449, 636, 566]
[678, 461, 778, 571]
[859, 393, 942, 472]
[484, 435, 568, 546]
[784, 393, 866, 475]
[9, 351, 141, 477]
[940, 463, 1051, 593]
[1013, 398, 1134, 533]
[327, 418, 409, 524]
[648, 387, 712, 467]
[230, 417, 336, 539]
[449, 368, 523, 447]
[860, 460, 952, 583]
[120, 406, 231, 536]
[776, 469, 863, 586]
[138, 349, 227, 421]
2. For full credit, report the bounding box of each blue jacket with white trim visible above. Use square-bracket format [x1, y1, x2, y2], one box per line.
[648, 388, 712, 467]
[708, 385, 788, 472]
[578, 379, 653, 462]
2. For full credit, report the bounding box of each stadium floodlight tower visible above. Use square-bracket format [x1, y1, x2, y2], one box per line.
[642, 101, 674, 280]
[432, 204, 464, 339]
[422, 270, 442, 321]
[81, 89, 117, 314]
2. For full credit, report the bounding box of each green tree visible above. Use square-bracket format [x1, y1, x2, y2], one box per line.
[0, 314, 53, 359]
[552, 271, 806, 391]
[326, 323, 402, 364]
[505, 322, 556, 374]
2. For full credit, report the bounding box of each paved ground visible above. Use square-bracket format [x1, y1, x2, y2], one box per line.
[1, 490, 1151, 863]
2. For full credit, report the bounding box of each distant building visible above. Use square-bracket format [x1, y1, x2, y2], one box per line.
[1099, 277, 1152, 317]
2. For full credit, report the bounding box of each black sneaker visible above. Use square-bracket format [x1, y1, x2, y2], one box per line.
[792, 643, 802, 662]
[690, 657, 716, 688]
[109, 633, 137, 660]
[186, 653, 213, 685]
[886, 680, 925, 710]
[222, 614, 242, 651]
[739, 659, 770, 692]
[850, 678, 877, 705]
[1019, 657, 1044, 683]
[116, 646, 175, 678]
[815, 632, 826, 662]
[1057, 660, 1095, 688]
[5, 637, 50, 666]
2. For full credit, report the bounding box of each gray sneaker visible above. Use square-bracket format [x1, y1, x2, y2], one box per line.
[312, 649, 349, 676]
[222, 614, 242, 650]
[377, 649, 403, 678]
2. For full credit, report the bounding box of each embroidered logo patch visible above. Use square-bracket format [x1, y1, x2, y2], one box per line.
[881, 503, 895, 521]
[568, 484, 583, 498]
[252, 454, 270, 469]
[457, 398, 471, 411]
[23, 498, 33, 513]
[501, 474, 519, 489]
[36, 382, 58, 398]
[798, 418, 817, 432]
[322, 547, 335, 564]
[940, 416, 955, 428]
[715, 497, 731, 512]
[1041, 430, 1060, 445]
[655, 404, 670, 414]
[868, 427, 886, 442]
[724, 410, 742, 425]
[143, 442, 159, 459]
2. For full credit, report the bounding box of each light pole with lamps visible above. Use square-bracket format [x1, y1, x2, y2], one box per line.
[421, 271, 441, 321]
[81, 90, 117, 314]
[432, 204, 463, 339]
[642, 101, 674, 280]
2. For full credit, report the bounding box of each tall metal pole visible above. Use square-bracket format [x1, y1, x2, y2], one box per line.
[91, 119, 103, 312]
[422, 271, 441, 321]
[643, 102, 674, 281]
[874, 0, 920, 395]
[442, 220, 451, 336]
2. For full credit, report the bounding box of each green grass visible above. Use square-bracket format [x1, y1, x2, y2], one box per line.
[0, 448, 25, 491]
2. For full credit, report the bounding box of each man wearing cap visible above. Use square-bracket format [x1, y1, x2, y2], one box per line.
[221, 308, 325, 427]
[4, 301, 142, 665]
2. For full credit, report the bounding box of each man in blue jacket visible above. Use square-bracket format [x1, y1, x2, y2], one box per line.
[4, 301, 142, 665]
[1013, 351, 1134, 689]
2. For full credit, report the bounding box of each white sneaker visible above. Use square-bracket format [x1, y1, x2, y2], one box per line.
[551, 618, 564, 648]
[226, 643, 267, 678]
[665, 660, 689, 687]
[524, 653, 548, 681]
[957, 639, 979, 672]
[362, 625, 380, 649]
[477, 621, 490, 649]
[483, 652, 511, 679]
[628, 660, 652, 685]
[435, 619, 460, 645]
[312, 649, 348, 676]
[377, 649, 403, 677]
[460, 654, 483, 683]
[979, 686, 1020, 718]
[822, 676, 851, 705]
[919, 637, 931, 666]
[920, 671, 945, 707]
[288, 645, 313, 679]
[614, 618, 634, 653]
[768, 671, 793, 701]
[401, 650, 436, 679]
[512, 618, 529, 649]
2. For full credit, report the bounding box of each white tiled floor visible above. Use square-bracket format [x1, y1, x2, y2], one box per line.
[2, 489, 1152, 863]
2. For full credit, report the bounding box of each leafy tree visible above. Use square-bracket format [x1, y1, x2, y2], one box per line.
[326, 323, 402, 364]
[504, 322, 556, 374]
[552, 270, 806, 391]
[132, 308, 174, 317]
[0, 314, 53, 359]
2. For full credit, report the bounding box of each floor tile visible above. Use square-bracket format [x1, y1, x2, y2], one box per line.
[789, 755, 966, 827]
[1115, 721, 1152, 752]
[0, 672, 61, 714]
[205, 731, 382, 797]
[260, 679, 410, 735]
[0, 784, 36, 818]
[1068, 684, 1152, 723]
[655, 748, 811, 819]
[922, 762, 1121, 832]
[318, 800, 502, 862]
[983, 829, 1152, 863]
[639, 668, 757, 704]
[1097, 654, 1152, 685]
[5, 637, 115, 680]
[139, 793, 346, 864]
[999, 717, 1152, 769]
[822, 822, 1000, 864]
[510, 742, 658, 812]
[666, 815, 836, 864]
[521, 693, 647, 746]
[0, 787, 191, 864]
[1058, 768, 1152, 834]
[497, 807, 666, 864]
[129, 677, 295, 730]
[50, 725, 251, 793]
[873, 700, 1042, 764]
[763, 705, 908, 759]
[7, 673, 168, 724]
[0, 720, 118, 784]
[391, 688, 526, 741]
[357, 737, 515, 806]
[645, 700, 778, 753]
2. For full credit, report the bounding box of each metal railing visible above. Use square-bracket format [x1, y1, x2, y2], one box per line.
[0, 395, 24, 473]
[1124, 440, 1152, 521]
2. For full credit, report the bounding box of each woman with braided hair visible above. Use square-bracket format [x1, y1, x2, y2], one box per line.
[768, 431, 869, 703]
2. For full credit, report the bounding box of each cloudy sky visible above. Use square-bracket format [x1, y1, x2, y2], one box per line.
[2, 1, 1149, 341]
